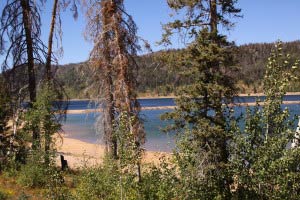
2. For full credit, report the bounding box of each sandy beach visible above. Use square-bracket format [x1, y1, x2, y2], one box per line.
[55, 134, 170, 169]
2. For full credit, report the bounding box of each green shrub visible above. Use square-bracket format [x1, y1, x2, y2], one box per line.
[75, 165, 121, 200]
[17, 160, 48, 188]
[139, 162, 179, 200]
[0, 188, 10, 200]
[45, 169, 74, 200]
[17, 150, 52, 188]
[75, 155, 181, 200]
[75, 157, 142, 200]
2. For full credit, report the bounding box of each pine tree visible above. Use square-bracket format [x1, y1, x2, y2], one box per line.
[161, 0, 241, 198]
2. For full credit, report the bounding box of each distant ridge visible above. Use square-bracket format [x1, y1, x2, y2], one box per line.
[55, 40, 300, 99]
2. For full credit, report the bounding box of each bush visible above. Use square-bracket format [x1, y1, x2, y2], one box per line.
[17, 160, 48, 188]
[139, 162, 179, 200]
[75, 155, 181, 200]
[75, 164, 122, 199]
[17, 150, 54, 188]
[0, 188, 10, 200]
[45, 170, 74, 200]
[75, 157, 142, 200]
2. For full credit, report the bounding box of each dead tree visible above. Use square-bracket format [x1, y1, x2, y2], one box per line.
[0, 0, 47, 150]
[43, 0, 78, 164]
[85, 0, 145, 178]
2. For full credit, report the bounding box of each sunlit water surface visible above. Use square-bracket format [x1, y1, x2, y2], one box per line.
[62, 96, 300, 152]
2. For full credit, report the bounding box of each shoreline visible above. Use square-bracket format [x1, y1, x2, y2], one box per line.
[238, 92, 300, 97]
[65, 101, 300, 114]
[68, 92, 300, 101]
[66, 106, 176, 114]
[55, 135, 170, 169]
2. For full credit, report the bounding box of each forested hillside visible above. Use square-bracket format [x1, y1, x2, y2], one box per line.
[56, 40, 300, 98]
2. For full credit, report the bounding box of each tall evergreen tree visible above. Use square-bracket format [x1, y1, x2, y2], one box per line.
[161, 0, 241, 198]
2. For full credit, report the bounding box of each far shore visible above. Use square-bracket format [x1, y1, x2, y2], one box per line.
[68, 92, 300, 101]
[65, 101, 300, 114]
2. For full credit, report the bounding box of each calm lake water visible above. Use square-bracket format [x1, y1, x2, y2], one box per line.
[65, 95, 300, 110]
[62, 95, 300, 152]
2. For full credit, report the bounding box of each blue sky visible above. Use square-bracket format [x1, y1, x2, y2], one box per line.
[1, 0, 300, 64]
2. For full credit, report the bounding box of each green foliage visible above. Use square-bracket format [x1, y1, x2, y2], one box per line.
[114, 112, 143, 168]
[161, 0, 241, 45]
[17, 192, 30, 200]
[45, 169, 74, 200]
[138, 158, 179, 200]
[22, 83, 64, 167]
[161, 29, 238, 200]
[17, 151, 49, 188]
[16, 83, 69, 195]
[230, 42, 300, 199]
[17, 150, 73, 199]
[75, 155, 180, 200]
[0, 189, 9, 200]
[75, 157, 138, 200]
[160, 0, 241, 198]
[23, 84, 61, 149]
[52, 40, 300, 99]
[0, 76, 11, 171]
[0, 76, 28, 171]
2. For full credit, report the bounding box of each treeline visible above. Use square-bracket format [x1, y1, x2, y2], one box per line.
[236, 41, 300, 92]
[55, 40, 300, 98]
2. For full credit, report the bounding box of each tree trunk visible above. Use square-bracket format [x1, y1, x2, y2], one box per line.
[45, 0, 58, 82]
[44, 0, 59, 165]
[101, 0, 117, 158]
[20, 0, 38, 149]
[111, 0, 143, 181]
[103, 61, 117, 158]
[210, 0, 218, 35]
[20, 0, 36, 104]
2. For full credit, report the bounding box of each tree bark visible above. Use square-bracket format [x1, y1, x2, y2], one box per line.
[20, 0, 39, 149]
[20, 0, 36, 104]
[45, 0, 59, 82]
[210, 0, 218, 35]
[101, 0, 117, 158]
[111, 0, 143, 181]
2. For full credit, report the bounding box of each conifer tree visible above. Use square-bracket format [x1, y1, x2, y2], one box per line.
[161, 0, 241, 198]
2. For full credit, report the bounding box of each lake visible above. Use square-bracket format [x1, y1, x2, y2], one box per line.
[62, 95, 300, 152]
